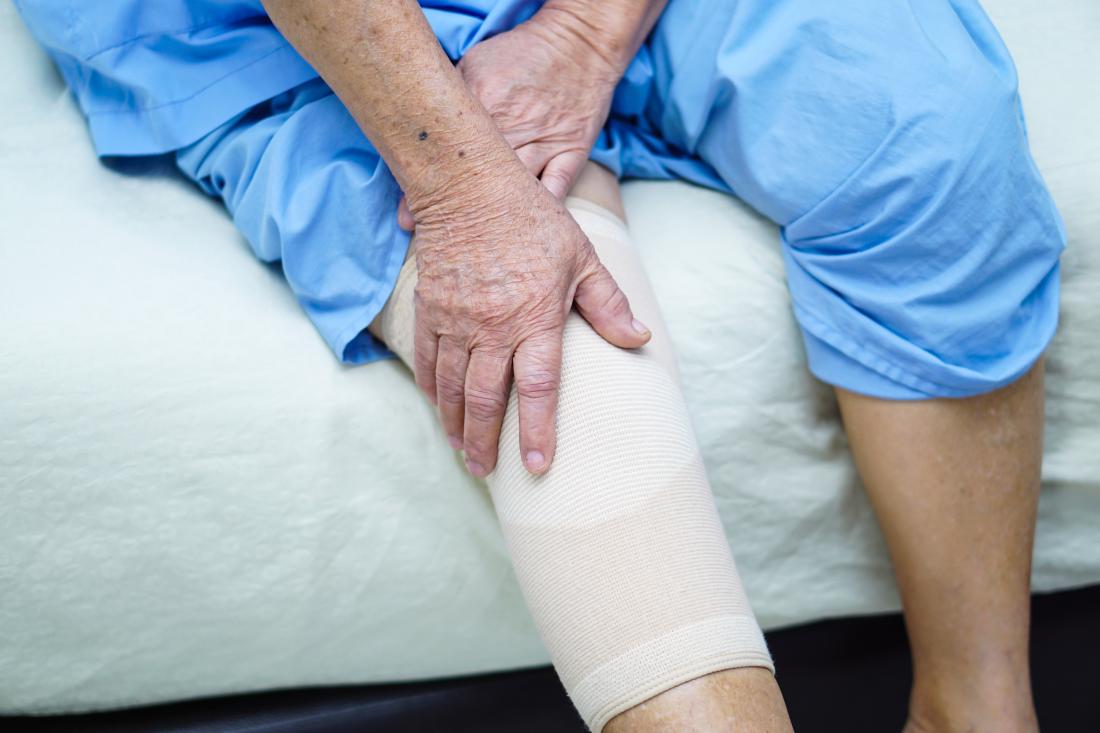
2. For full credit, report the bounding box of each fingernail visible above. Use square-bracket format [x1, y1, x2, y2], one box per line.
[525, 450, 545, 472]
[632, 318, 650, 336]
[447, 435, 463, 451]
[465, 459, 485, 477]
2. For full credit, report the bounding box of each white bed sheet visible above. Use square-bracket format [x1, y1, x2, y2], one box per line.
[1, 0, 1098, 715]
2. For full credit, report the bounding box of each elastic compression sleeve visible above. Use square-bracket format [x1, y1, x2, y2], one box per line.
[379, 199, 773, 731]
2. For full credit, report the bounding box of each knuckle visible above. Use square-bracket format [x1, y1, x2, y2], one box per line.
[436, 374, 465, 404]
[464, 387, 507, 422]
[598, 282, 629, 316]
[412, 284, 432, 309]
[576, 251, 602, 281]
[516, 370, 559, 401]
[467, 425, 499, 453]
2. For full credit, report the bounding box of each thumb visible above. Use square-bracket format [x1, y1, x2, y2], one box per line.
[397, 196, 416, 232]
[541, 151, 586, 201]
[573, 256, 651, 349]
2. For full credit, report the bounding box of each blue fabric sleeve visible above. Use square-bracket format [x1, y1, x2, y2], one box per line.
[12, 0, 542, 156]
[12, 0, 320, 155]
[16, 0, 1066, 389]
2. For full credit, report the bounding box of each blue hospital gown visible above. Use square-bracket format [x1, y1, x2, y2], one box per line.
[14, 0, 1065, 399]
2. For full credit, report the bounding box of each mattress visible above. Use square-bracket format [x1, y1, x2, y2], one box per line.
[1, 0, 1098, 715]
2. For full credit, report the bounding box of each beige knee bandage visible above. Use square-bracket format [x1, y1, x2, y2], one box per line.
[380, 199, 772, 731]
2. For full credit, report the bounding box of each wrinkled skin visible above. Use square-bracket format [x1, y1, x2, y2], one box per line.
[404, 10, 645, 478]
[458, 15, 620, 197]
[409, 148, 649, 479]
[398, 12, 620, 227]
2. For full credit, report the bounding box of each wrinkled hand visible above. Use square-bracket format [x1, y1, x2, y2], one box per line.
[398, 14, 621, 230]
[459, 16, 620, 197]
[410, 157, 649, 478]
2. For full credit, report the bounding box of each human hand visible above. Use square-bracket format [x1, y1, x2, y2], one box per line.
[409, 154, 650, 478]
[397, 11, 621, 230]
[458, 15, 621, 198]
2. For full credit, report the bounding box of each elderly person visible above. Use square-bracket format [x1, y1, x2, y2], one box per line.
[16, 1, 1062, 731]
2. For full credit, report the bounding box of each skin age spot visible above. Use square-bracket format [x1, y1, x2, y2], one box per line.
[418, 130, 429, 141]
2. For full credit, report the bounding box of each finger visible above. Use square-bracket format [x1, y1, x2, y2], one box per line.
[435, 337, 470, 452]
[513, 330, 563, 475]
[573, 256, 652, 349]
[540, 150, 587, 201]
[462, 348, 513, 478]
[515, 143, 552, 179]
[397, 196, 415, 232]
[412, 314, 439, 406]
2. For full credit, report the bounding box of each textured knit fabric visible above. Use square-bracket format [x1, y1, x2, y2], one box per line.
[13, 0, 1065, 398]
[381, 201, 773, 730]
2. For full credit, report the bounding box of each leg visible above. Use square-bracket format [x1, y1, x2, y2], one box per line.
[179, 75, 787, 731]
[377, 162, 791, 732]
[605, 667, 790, 733]
[634, 6, 1061, 729]
[577, 165, 790, 733]
[837, 364, 1044, 733]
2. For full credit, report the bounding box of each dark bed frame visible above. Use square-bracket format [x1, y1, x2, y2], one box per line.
[6, 584, 1096, 732]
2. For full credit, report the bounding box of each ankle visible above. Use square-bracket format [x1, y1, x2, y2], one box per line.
[908, 677, 1038, 733]
[905, 707, 1037, 733]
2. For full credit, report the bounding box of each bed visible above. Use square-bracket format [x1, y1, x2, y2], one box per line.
[1, 0, 1098, 717]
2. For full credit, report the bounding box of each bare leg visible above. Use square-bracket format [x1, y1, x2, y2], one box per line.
[566, 162, 628, 222]
[605, 667, 792, 733]
[837, 362, 1044, 733]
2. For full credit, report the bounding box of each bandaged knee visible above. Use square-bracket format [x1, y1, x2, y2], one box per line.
[380, 199, 772, 731]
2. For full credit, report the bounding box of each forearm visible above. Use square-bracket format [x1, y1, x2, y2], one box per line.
[535, 0, 669, 75]
[261, 0, 516, 210]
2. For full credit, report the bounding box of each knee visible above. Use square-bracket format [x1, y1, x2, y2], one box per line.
[884, 67, 1027, 222]
[783, 60, 1062, 397]
[784, 57, 1049, 256]
[734, 0, 1032, 232]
